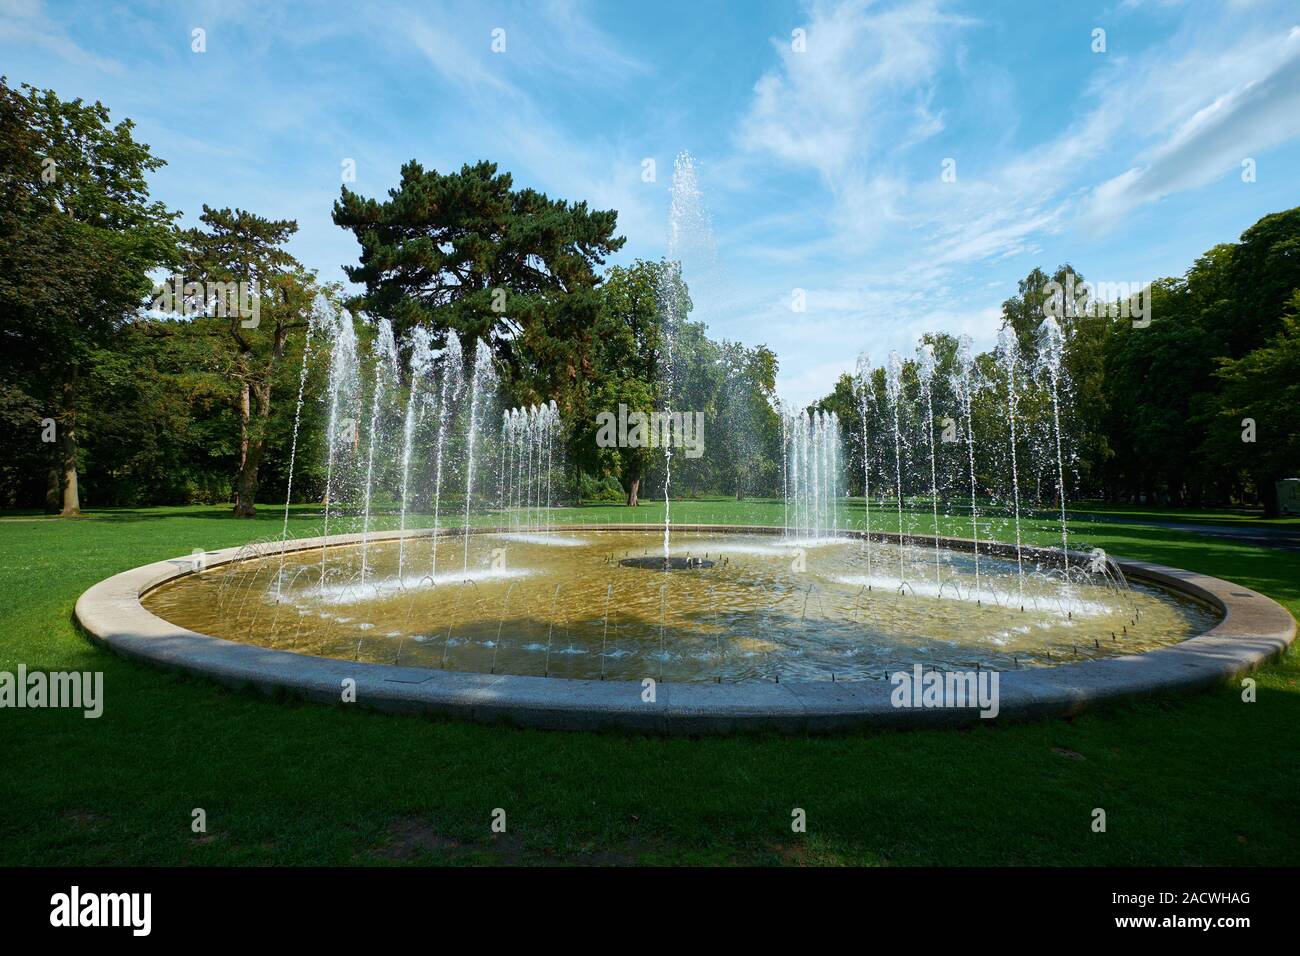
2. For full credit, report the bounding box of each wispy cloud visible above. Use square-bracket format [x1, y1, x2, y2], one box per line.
[6, 0, 1300, 409]
[1082, 26, 1300, 224]
[738, 0, 970, 180]
[0, 0, 123, 73]
[719, 0, 1300, 402]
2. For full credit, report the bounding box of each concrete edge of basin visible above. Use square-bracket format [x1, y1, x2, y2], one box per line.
[72, 524, 1296, 734]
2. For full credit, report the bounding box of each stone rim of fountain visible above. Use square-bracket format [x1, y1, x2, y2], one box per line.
[74, 524, 1295, 733]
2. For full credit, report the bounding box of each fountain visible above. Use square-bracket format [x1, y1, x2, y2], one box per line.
[499, 401, 562, 538]
[145, 523, 1222, 683]
[997, 329, 1026, 599]
[360, 319, 399, 584]
[83, 309, 1294, 734]
[396, 327, 433, 578]
[952, 336, 982, 594]
[885, 351, 907, 586]
[1038, 317, 1070, 572]
[915, 342, 941, 591]
[461, 339, 499, 574]
[285, 319, 1089, 617]
[783, 408, 843, 540]
[854, 354, 873, 576]
[429, 336, 464, 580]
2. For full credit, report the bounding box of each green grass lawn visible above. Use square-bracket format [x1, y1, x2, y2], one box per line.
[1063, 500, 1300, 529]
[1, 498, 1297, 865]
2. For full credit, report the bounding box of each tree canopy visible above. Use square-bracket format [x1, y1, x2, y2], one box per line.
[332, 159, 624, 393]
[0, 76, 178, 513]
[2, 79, 1298, 519]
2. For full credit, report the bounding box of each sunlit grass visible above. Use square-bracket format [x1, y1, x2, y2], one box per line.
[0, 499, 1296, 865]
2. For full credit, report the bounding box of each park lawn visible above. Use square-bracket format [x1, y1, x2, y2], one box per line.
[0, 499, 1297, 866]
[1063, 500, 1300, 529]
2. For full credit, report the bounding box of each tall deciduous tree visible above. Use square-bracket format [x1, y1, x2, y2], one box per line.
[718, 340, 779, 499]
[0, 78, 178, 514]
[174, 205, 320, 516]
[572, 261, 682, 506]
[1202, 292, 1300, 517]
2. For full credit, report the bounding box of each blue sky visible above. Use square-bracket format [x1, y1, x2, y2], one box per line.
[4, 0, 1300, 405]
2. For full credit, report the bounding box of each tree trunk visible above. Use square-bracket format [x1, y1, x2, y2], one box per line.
[233, 442, 262, 517]
[45, 463, 61, 514]
[626, 476, 640, 508]
[59, 375, 81, 516]
[237, 380, 250, 471]
[233, 380, 270, 518]
[1261, 475, 1281, 519]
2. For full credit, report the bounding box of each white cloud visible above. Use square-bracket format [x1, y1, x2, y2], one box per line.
[397, 9, 521, 98]
[718, 0, 1300, 408]
[525, 0, 652, 82]
[10, 0, 1300, 409]
[1081, 27, 1300, 224]
[739, 0, 971, 181]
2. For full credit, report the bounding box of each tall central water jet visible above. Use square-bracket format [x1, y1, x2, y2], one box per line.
[660, 150, 713, 561]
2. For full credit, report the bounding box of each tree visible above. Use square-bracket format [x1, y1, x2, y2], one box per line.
[77, 319, 235, 506]
[1000, 266, 1053, 356]
[173, 206, 318, 516]
[332, 159, 624, 394]
[1201, 292, 1300, 516]
[572, 261, 681, 506]
[0, 78, 49, 507]
[1224, 208, 1300, 358]
[0, 78, 178, 514]
[718, 341, 779, 499]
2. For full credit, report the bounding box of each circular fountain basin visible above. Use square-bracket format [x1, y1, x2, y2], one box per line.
[141, 530, 1215, 681]
[75, 525, 1295, 733]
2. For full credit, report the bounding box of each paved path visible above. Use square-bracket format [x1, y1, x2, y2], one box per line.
[1071, 514, 1300, 552]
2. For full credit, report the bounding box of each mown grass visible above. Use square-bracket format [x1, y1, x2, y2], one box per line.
[1062, 501, 1300, 529]
[1, 498, 1297, 865]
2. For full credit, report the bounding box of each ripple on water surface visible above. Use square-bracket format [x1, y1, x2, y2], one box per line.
[142, 530, 1220, 682]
